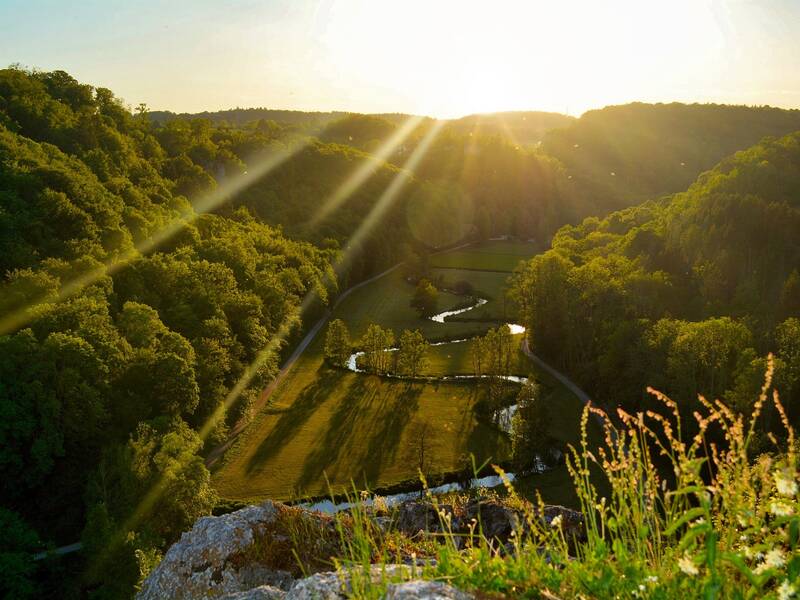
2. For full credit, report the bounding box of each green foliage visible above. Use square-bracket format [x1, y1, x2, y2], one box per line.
[360, 324, 395, 373]
[410, 278, 438, 318]
[0, 67, 337, 590]
[324, 318, 352, 367]
[510, 382, 550, 470]
[397, 329, 429, 377]
[511, 132, 800, 425]
[0, 508, 40, 599]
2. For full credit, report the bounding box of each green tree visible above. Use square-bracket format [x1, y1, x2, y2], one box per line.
[470, 336, 486, 376]
[410, 278, 438, 318]
[324, 319, 352, 367]
[398, 329, 429, 377]
[510, 382, 550, 470]
[0, 508, 40, 599]
[361, 324, 395, 373]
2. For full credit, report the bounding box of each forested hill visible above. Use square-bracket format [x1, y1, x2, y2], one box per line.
[446, 110, 575, 146]
[0, 67, 339, 597]
[512, 131, 800, 444]
[543, 102, 800, 211]
[148, 107, 347, 129]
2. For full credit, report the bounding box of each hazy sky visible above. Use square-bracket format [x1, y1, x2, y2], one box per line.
[1, 0, 799, 118]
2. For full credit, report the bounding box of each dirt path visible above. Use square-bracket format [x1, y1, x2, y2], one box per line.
[520, 338, 592, 405]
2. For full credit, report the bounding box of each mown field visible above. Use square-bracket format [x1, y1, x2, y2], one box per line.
[212, 240, 596, 504]
[429, 240, 539, 271]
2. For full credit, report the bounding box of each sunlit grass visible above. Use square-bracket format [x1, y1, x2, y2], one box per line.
[320, 357, 799, 599]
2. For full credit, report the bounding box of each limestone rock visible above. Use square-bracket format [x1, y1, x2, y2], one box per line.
[286, 565, 410, 600]
[384, 580, 474, 599]
[394, 501, 455, 536]
[221, 585, 286, 600]
[461, 499, 521, 541]
[137, 502, 294, 599]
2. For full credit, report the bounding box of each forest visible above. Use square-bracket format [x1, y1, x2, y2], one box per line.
[511, 131, 800, 445]
[2, 66, 800, 598]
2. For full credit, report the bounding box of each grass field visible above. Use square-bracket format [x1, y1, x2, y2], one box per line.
[212, 239, 594, 506]
[429, 240, 539, 272]
[213, 351, 510, 501]
[430, 268, 515, 320]
[332, 269, 489, 341]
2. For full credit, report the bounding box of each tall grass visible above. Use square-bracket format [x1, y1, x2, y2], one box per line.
[324, 357, 799, 598]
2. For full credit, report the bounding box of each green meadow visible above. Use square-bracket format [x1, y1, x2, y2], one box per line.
[212, 240, 595, 504]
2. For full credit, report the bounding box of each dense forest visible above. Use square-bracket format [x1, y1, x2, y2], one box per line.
[543, 102, 800, 211]
[512, 131, 800, 445]
[3, 65, 800, 598]
[0, 68, 337, 597]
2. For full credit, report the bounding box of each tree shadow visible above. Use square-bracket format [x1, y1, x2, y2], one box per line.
[294, 379, 422, 492]
[244, 369, 346, 474]
[360, 383, 422, 483]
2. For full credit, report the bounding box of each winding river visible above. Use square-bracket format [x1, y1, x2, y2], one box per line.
[306, 296, 565, 515]
[345, 296, 528, 433]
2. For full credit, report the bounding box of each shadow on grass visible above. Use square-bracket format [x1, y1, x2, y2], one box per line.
[244, 368, 347, 475]
[294, 379, 423, 493]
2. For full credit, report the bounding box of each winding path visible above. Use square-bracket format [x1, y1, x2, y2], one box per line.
[520, 339, 591, 406]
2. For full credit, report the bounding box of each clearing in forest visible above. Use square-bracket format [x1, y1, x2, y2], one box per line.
[212, 240, 593, 504]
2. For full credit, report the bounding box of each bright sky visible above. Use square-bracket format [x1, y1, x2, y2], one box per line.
[1, 0, 799, 118]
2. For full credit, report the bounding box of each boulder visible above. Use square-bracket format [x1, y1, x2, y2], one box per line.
[384, 580, 474, 599]
[285, 565, 410, 599]
[221, 586, 286, 600]
[461, 499, 521, 541]
[137, 502, 309, 599]
[393, 501, 456, 536]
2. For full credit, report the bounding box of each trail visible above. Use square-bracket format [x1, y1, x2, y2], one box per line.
[33, 542, 82, 561]
[205, 242, 474, 468]
[520, 338, 610, 436]
[520, 338, 591, 406]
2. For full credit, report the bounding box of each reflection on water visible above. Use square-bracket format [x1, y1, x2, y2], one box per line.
[303, 472, 517, 514]
[430, 297, 488, 323]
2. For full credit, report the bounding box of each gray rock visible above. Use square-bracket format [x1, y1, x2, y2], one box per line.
[383, 580, 474, 599]
[394, 502, 455, 536]
[461, 499, 521, 542]
[221, 585, 287, 599]
[137, 502, 294, 599]
[286, 565, 410, 600]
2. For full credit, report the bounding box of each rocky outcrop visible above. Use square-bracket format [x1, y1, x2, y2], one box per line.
[138, 502, 311, 599]
[137, 497, 581, 599]
[384, 581, 474, 599]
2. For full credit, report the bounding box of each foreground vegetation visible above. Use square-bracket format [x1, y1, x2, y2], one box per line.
[318, 364, 799, 599]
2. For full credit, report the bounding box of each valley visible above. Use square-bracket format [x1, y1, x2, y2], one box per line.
[212, 240, 598, 504]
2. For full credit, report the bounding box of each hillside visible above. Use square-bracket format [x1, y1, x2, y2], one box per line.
[512, 131, 800, 427]
[148, 107, 347, 130]
[0, 67, 336, 597]
[543, 102, 800, 211]
[446, 110, 576, 146]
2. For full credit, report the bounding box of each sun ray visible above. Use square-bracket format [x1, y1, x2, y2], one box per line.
[308, 114, 424, 227]
[98, 119, 448, 564]
[334, 119, 445, 273]
[0, 134, 317, 336]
